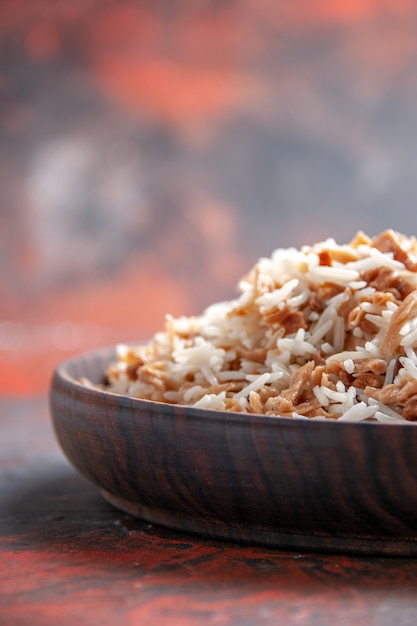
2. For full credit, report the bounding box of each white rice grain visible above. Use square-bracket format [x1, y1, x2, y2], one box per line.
[337, 402, 376, 422]
[235, 372, 271, 399]
[344, 359, 355, 374]
[194, 392, 226, 410]
[400, 326, 417, 347]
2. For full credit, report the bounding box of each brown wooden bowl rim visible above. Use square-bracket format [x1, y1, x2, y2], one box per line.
[51, 345, 417, 431]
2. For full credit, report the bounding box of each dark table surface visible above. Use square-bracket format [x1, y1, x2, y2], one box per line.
[2, 397, 417, 626]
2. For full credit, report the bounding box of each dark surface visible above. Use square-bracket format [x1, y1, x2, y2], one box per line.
[3, 397, 417, 625]
[50, 347, 417, 556]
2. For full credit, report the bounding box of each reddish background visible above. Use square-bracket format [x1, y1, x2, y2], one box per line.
[2, 0, 417, 395]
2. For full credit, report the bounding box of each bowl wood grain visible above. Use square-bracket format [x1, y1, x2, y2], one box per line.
[50, 346, 417, 555]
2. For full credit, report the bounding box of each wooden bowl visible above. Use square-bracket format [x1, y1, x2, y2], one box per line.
[50, 346, 417, 555]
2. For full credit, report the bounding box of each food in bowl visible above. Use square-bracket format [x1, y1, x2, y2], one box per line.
[102, 230, 417, 423]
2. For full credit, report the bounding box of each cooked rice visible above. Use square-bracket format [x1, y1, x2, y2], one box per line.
[103, 229, 417, 422]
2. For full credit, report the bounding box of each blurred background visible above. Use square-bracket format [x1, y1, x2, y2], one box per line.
[2, 0, 417, 396]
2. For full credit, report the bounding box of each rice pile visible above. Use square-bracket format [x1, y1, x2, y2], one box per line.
[104, 230, 417, 423]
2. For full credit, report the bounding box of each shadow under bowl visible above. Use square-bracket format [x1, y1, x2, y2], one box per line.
[50, 346, 417, 556]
